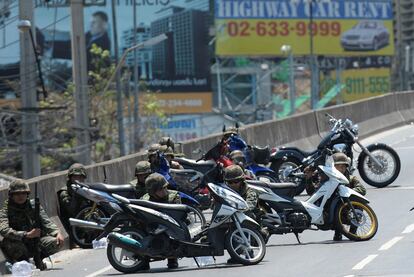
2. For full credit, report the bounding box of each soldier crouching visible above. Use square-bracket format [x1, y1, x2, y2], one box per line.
[0, 180, 64, 270]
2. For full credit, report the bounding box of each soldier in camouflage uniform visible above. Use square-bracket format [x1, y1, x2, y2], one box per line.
[223, 165, 263, 263]
[304, 153, 366, 241]
[129, 161, 152, 199]
[229, 150, 256, 180]
[140, 173, 180, 269]
[0, 180, 64, 269]
[57, 163, 87, 242]
[163, 147, 183, 169]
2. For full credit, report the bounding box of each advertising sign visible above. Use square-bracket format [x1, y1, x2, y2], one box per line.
[139, 92, 212, 114]
[0, 0, 211, 94]
[320, 67, 390, 102]
[215, 0, 394, 56]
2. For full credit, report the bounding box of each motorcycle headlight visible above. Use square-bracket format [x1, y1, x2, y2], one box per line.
[208, 183, 249, 211]
[226, 194, 249, 211]
[109, 202, 122, 212]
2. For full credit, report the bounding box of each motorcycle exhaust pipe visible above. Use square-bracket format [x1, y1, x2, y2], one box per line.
[69, 218, 105, 230]
[107, 233, 147, 255]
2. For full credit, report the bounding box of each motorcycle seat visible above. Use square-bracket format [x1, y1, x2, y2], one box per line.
[129, 199, 190, 212]
[88, 183, 136, 193]
[175, 157, 216, 167]
[246, 180, 298, 189]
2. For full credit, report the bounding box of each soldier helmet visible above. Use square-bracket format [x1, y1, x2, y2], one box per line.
[145, 173, 168, 195]
[229, 150, 245, 160]
[164, 146, 175, 157]
[8, 179, 30, 195]
[146, 143, 167, 156]
[159, 136, 175, 150]
[135, 161, 152, 175]
[332, 153, 351, 166]
[224, 165, 245, 182]
[67, 163, 87, 178]
[223, 126, 239, 137]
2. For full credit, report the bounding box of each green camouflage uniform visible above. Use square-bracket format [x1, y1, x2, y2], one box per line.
[141, 190, 181, 204]
[57, 163, 87, 231]
[129, 179, 148, 199]
[0, 199, 60, 262]
[305, 172, 366, 196]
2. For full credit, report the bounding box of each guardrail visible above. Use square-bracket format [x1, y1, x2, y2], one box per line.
[0, 91, 413, 272]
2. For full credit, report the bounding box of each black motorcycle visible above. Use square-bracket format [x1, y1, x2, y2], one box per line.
[270, 113, 401, 195]
[71, 181, 266, 273]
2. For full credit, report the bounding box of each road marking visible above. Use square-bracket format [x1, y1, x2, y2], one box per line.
[394, 146, 414, 150]
[85, 265, 112, 277]
[343, 275, 355, 277]
[352, 254, 378, 270]
[378, 186, 414, 190]
[379, 236, 404, 251]
[402, 224, 414, 234]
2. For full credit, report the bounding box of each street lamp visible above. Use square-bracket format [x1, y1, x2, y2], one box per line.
[281, 44, 295, 115]
[17, 20, 47, 99]
[102, 33, 168, 153]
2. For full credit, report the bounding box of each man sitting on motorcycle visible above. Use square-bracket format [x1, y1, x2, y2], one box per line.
[164, 146, 184, 169]
[304, 153, 366, 241]
[140, 173, 181, 269]
[129, 161, 152, 199]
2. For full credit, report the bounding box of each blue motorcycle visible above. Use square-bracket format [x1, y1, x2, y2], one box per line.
[153, 152, 209, 210]
[227, 135, 279, 183]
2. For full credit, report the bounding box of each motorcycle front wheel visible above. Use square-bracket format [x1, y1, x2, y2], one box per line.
[225, 224, 266, 265]
[107, 227, 149, 273]
[335, 201, 378, 241]
[357, 143, 400, 188]
[71, 205, 109, 249]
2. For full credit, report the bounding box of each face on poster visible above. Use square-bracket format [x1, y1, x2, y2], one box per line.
[0, 0, 211, 92]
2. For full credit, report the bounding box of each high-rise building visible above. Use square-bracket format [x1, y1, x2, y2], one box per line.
[151, 6, 209, 81]
[121, 24, 153, 79]
[393, 0, 414, 90]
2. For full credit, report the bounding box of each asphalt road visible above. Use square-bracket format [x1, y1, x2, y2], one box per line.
[23, 124, 414, 277]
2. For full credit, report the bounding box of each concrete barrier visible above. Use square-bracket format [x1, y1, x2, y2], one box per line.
[1, 91, 414, 272]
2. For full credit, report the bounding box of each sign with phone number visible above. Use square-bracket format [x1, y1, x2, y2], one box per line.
[320, 68, 390, 103]
[215, 0, 394, 56]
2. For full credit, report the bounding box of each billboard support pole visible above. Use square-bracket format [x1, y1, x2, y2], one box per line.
[309, 0, 319, 109]
[70, 0, 91, 165]
[111, 0, 126, 156]
[132, 0, 139, 152]
[216, 57, 223, 110]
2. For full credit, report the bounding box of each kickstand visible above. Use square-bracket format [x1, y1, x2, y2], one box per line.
[193, 257, 200, 268]
[294, 232, 301, 244]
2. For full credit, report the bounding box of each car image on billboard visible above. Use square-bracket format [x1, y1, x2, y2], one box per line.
[340, 20, 390, 51]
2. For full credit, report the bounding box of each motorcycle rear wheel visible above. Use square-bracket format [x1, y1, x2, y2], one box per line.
[71, 205, 109, 249]
[335, 201, 378, 241]
[225, 224, 266, 265]
[107, 227, 149, 273]
[270, 157, 305, 195]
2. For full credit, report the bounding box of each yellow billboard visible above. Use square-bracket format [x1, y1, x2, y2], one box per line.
[215, 0, 394, 56]
[320, 68, 390, 103]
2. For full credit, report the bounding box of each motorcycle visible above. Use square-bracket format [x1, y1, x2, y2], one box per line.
[249, 154, 379, 243]
[227, 134, 279, 183]
[70, 178, 206, 248]
[72, 181, 266, 273]
[270, 113, 401, 194]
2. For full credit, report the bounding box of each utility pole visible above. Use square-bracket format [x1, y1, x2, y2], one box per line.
[132, 0, 139, 152]
[19, 0, 40, 178]
[70, 0, 91, 164]
[111, 0, 126, 156]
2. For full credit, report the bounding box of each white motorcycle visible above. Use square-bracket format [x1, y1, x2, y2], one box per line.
[250, 155, 378, 242]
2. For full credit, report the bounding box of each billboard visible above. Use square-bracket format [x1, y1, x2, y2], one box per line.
[215, 0, 394, 56]
[320, 67, 390, 102]
[139, 92, 212, 114]
[0, 0, 211, 96]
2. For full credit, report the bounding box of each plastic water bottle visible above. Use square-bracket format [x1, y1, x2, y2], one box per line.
[11, 260, 34, 277]
[92, 237, 108, 249]
[194, 256, 215, 267]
